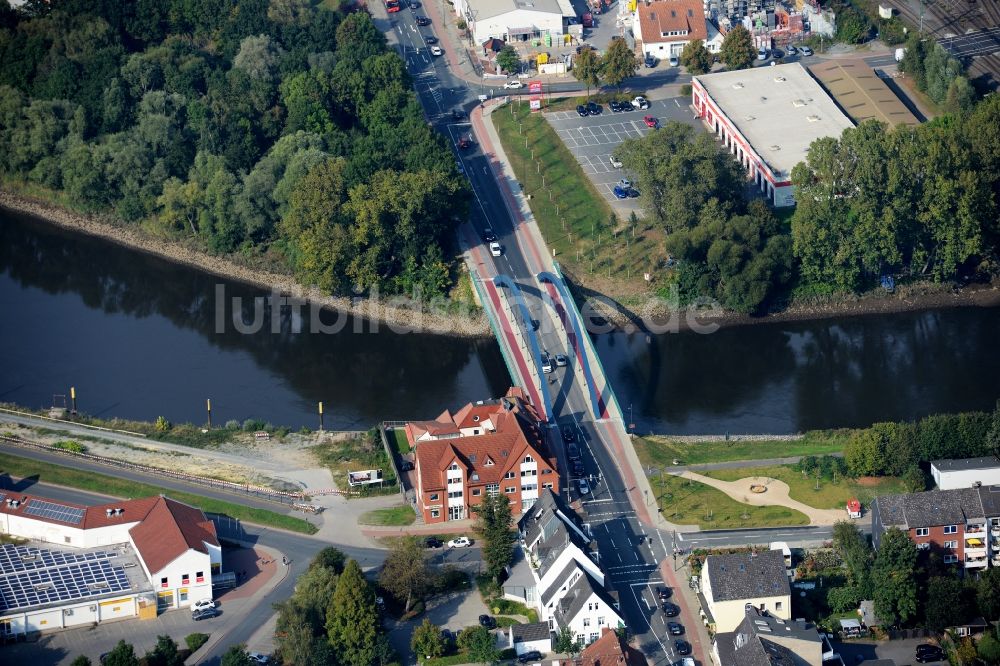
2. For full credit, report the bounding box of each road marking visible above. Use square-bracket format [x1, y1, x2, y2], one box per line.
[627, 583, 671, 660]
[674, 99, 680, 107]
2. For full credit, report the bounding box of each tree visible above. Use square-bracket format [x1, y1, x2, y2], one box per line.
[602, 38, 638, 89]
[103, 641, 140, 666]
[679, 39, 712, 75]
[945, 76, 976, 114]
[572, 47, 601, 99]
[458, 626, 501, 665]
[379, 536, 429, 612]
[977, 567, 1000, 620]
[979, 631, 1000, 664]
[475, 493, 516, 583]
[872, 528, 918, 626]
[925, 577, 969, 633]
[720, 25, 756, 71]
[221, 645, 253, 666]
[496, 45, 520, 76]
[836, 6, 871, 44]
[956, 636, 978, 664]
[554, 626, 581, 657]
[411, 618, 446, 659]
[832, 521, 873, 597]
[70, 657, 92, 666]
[145, 635, 183, 666]
[313, 546, 346, 574]
[326, 559, 381, 666]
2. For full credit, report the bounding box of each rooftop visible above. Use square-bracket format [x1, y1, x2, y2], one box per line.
[510, 621, 552, 643]
[809, 59, 920, 127]
[694, 63, 854, 179]
[571, 627, 645, 666]
[465, 0, 568, 21]
[873, 487, 987, 529]
[705, 550, 790, 602]
[714, 606, 822, 666]
[636, 0, 707, 44]
[931, 456, 1000, 473]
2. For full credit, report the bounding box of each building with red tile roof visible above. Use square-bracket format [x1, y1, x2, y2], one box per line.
[409, 389, 558, 523]
[567, 627, 646, 666]
[634, 0, 708, 60]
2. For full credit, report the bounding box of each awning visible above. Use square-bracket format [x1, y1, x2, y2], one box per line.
[968, 538, 984, 546]
[840, 619, 862, 629]
[507, 26, 537, 37]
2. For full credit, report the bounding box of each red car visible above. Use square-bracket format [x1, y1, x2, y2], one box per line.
[643, 115, 658, 128]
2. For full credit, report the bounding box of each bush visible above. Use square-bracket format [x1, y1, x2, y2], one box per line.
[680, 84, 692, 96]
[52, 440, 86, 454]
[224, 420, 241, 430]
[432, 566, 471, 594]
[879, 18, 907, 45]
[242, 419, 267, 432]
[185, 634, 209, 652]
[827, 585, 862, 613]
[154, 416, 172, 432]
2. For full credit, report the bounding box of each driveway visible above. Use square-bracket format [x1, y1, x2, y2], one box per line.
[834, 636, 946, 665]
[545, 95, 703, 213]
[385, 583, 490, 662]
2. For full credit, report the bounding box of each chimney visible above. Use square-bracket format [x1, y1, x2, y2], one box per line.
[106, 508, 113, 517]
[117, 508, 125, 516]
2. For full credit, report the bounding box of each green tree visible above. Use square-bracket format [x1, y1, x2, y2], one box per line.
[70, 657, 92, 666]
[601, 38, 638, 89]
[185, 634, 209, 652]
[956, 636, 978, 664]
[496, 45, 520, 75]
[977, 567, 1000, 620]
[679, 39, 712, 75]
[832, 521, 873, 597]
[458, 626, 501, 665]
[720, 25, 756, 71]
[103, 641, 140, 666]
[554, 626, 581, 657]
[945, 76, 976, 114]
[379, 536, 429, 613]
[145, 635, 183, 666]
[836, 6, 871, 44]
[313, 546, 347, 574]
[925, 576, 970, 633]
[411, 618, 446, 659]
[572, 47, 601, 99]
[979, 631, 1000, 664]
[474, 493, 516, 583]
[872, 528, 918, 626]
[326, 559, 381, 666]
[221, 645, 253, 666]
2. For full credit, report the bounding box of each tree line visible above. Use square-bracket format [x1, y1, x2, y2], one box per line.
[0, 0, 467, 299]
[899, 32, 977, 114]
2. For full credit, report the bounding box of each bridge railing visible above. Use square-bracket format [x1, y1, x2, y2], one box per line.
[469, 269, 521, 387]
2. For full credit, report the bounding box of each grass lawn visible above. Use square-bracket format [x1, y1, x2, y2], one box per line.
[654, 473, 809, 529]
[492, 101, 667, 297]
[389, 428, 411, 455]
[633, 430, 851, 467]
[0, 452, 317, 534]
[702, 465, 908, 510]
[312, 431, 398, 491]
[359, 504, 416, 526]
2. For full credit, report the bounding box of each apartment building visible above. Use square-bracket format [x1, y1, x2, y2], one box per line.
[409, 389, 559, 524]
[701, 550, 792, 633]
[712, 605, 838, 666]
[871, 486, 1000, 570]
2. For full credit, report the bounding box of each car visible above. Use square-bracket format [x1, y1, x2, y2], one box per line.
[586, 101, 602, 115]
[248, 653, 271, 665]
[554, 353, 568, 367]
[674, 640, 691, 656]
[800, 45, 813, 56]
[489, 241, 502, 257]
[400, 460, 414, 471]
[772, 48, 784, 59]
[632, 96, 650, 109]
[541, 352, 554, 374]
[456, 161, 465, 175]
[483, 228, 497, 242]
[608, 100, 624, 112]
[572, 461, 585, 476]
[786, 44, 798, 55]
[425, 35, 438, 44]
[503, 80, 524, 89]
[613, 185, 629, 199]
[662, 602, 680, 617]
[193, 607, 220, 621]
[530, 318, 540, 331]
[578, 478, 590, 494]
[757, 47, 768, 60]
[457, 135, 471, 149]
[667, 621, 684, 635]
[643, 115, 658, 128]
[479, 614, 497, 629]
[657, 586, 672, 601]
[576, 104, 589, 117]
[425, 536, 443, 548]
[563, 427, 575, 442]
[568, 442, 581, 460]
[430, 46, 443, 56]
[676, 659, 695, 666]
[415, 15, 431, 25]
[610, 154, 623, 168]
[644, 55, 657, 68]
[440, 628, 455, 643]
[518, 651, 544, 664]
[448, 536, 472, 548]
[576, 44, 595, 54]
[618, 178, 632, 189]
[450, 107, 463, 119]
[668, 55, 679, 67]
[192, 598, 216, 611]
[916, 645, 943, 655]
[409, 1, 420, 7]
[627, 187, 640, 198]
[916, 650, 945, 663]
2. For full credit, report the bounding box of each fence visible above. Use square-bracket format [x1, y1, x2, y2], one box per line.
[0, 405, 146, 437]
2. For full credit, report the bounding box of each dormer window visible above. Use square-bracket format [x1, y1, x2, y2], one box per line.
[449, 463, 459, 471]
[469, 454, 477, 463]
[485, 458, 494, 466]
[523, 455, 534, 463]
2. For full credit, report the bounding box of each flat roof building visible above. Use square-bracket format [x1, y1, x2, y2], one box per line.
[809, 59, 920, 127]
[691, 63, 855, 206]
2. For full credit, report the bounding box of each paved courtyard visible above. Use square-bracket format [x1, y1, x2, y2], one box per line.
[545, 96, 703, 213]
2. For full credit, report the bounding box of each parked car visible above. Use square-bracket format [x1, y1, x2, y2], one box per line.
[540, 352, 554, 374]
[425, 537, 443, 548]
[800, 45, 813, 56]
[400, 460, 414, 471]
[667, 621, 684, 635]
[450, 107, 463, 119]
[772, 48, 784, 59]
[608, 100, 626, 112]
[786, 44, 798, 55]
[656, 586, 672, 601]
[662, 602, 680, 617]
[503, 80, 524, 89]
[915, 645, 945, 663]
[489, 241, 502, 257]
[618, 178, 632, 189]
[441, 628, 455, 644]
[609, 154, 623, 168]
[627, 187, 640, 198]
[408, 1, 420, 7]
[248, 653, 271, 665]
[518, 650, 544, 664]
[757, 47, 768, 60]
[479, 614, 497, 629]
[668, 55, 679, 67]
[643, 115, 658, 128]
[674, 640, 691, 656]
[457, 135, 472, 149]
[578, 478, 590, 494]
[613, 185, 629, 199]
[562, 426, 576, 442]
[425, 35, 438, 44]
[415, 15, 431, 25]
[483, 228, 498, 242]
[586, 101, 602, 115]
[568, 442, 581, 460]
[448, 536, 472, 548]
[631, 96, 650, 109]
[430, 46, 443, 56]
[644, 54, 657, 68]
[554, 353, 568, 367]
[193, 607, 220, 621]
[572, 461, 585, 476]
[576, 104, 589, 117]
[192, 598, 216, 612]
[677, 659, 695, 666]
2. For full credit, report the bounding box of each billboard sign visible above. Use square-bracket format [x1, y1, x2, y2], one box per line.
[528, 80, 543, 94]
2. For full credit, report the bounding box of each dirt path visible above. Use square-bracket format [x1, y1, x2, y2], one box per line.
[677, 471, 845, 525]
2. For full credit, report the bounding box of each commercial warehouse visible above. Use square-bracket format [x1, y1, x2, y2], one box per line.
[808, 59, 920, 127]
[691, 63, 855, 207]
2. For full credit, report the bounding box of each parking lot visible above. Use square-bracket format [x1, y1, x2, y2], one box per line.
[545, 95, 702, 212]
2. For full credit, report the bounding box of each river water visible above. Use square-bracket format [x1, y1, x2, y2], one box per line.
[1, 211, 998, 433]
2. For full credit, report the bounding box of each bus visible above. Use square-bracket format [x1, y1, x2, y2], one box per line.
[385, 0, 401, 12]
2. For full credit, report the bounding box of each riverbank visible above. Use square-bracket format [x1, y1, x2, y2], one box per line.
[0, 189, 492, 338]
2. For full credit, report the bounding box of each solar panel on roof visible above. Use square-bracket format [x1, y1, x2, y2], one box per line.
[23, 499, 85, 524]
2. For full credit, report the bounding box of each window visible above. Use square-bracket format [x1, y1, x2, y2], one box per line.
[505, 471, 516, 479]
[448, 490, 463, 499]
[196, 571, 204, 583]
[160, 577, 168, 588]
[180, 589, 188, 602]
[485, 458, 494, 466]
[944, 525, 958, 534]
[486, 484, 499, 496]
[588, 633, 599, 644]
[524, 455, 534, 463]
[505, 486, 516, 494]
[430, 493, 439, 501]
[944, 540, 958, 549]
[182, 574, 190, 585]
[915, 527, 929, 537]
[431, 509, 440, 518]
[469, 455, 477, 463]
[542, 468, 551, 474]
[473, 429, 480, 435]
[522, 484, 537, 492]
[449, 463, 459, 471]
[775, 601, 782, 611]
[543, 482, 554, 489]
[583, 618, 591, 627]
[917, 542, 930, 550]
[521, 469, 537, 477]
[472, 488, 482, 496]
[64, 536, 71, 544]
[598, 617, 605, 626]
[944, 554, 959, 564]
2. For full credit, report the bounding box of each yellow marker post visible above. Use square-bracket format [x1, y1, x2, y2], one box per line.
[70, 386, 77, 415]
[318, 402, 325, 432]
[206, 398, 212, 429]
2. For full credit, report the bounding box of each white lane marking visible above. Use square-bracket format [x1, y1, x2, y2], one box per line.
[627, 583, 671, 660]
[674, 99, 680, 107]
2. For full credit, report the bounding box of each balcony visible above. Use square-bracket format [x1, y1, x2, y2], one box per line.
[965, 555, 988, 568]
[965, 524, 986, 535]
[965, 537, 987, 553]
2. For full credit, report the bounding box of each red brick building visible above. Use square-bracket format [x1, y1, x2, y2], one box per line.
[408, 389, 559, 524]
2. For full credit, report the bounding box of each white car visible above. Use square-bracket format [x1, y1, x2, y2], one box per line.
[578, 478, 590, 495]
[430, 46, 443, 56]
[191, 599, 216, 612]
[631, 96, 650, 110]
[757, 47, 768, 60]
[489, 241, 502, 257]
[503, 80, 523, 89]
[448, 536, 472, 548]
[618, 178, 632, 189]
[668, 55, 679, 67]
[247, 654, 270, 665]
[609, 154, 623, 168]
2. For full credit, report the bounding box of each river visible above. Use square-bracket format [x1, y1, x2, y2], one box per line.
[1, 211, 998, 434]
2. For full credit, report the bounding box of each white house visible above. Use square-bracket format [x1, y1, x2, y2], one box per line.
[508, 621, 553, 655]
[931, 458, 1000, 491]
[551, 570, 624, 646]
[701, 550, 792, 633]
[455, 0, 574, 47]
[634, 0, 709, 60]
[705, 19, 725, 53]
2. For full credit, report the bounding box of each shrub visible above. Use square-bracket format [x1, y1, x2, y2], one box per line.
[185, 634, 209, 652]
[154, 416, 172, 432]
[242, 419, 267, 432]
[224, 420, 240, 430]
[53, 440, 86, 454]
[827, 585, 862, 613]
[679, 83, 692, 96]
